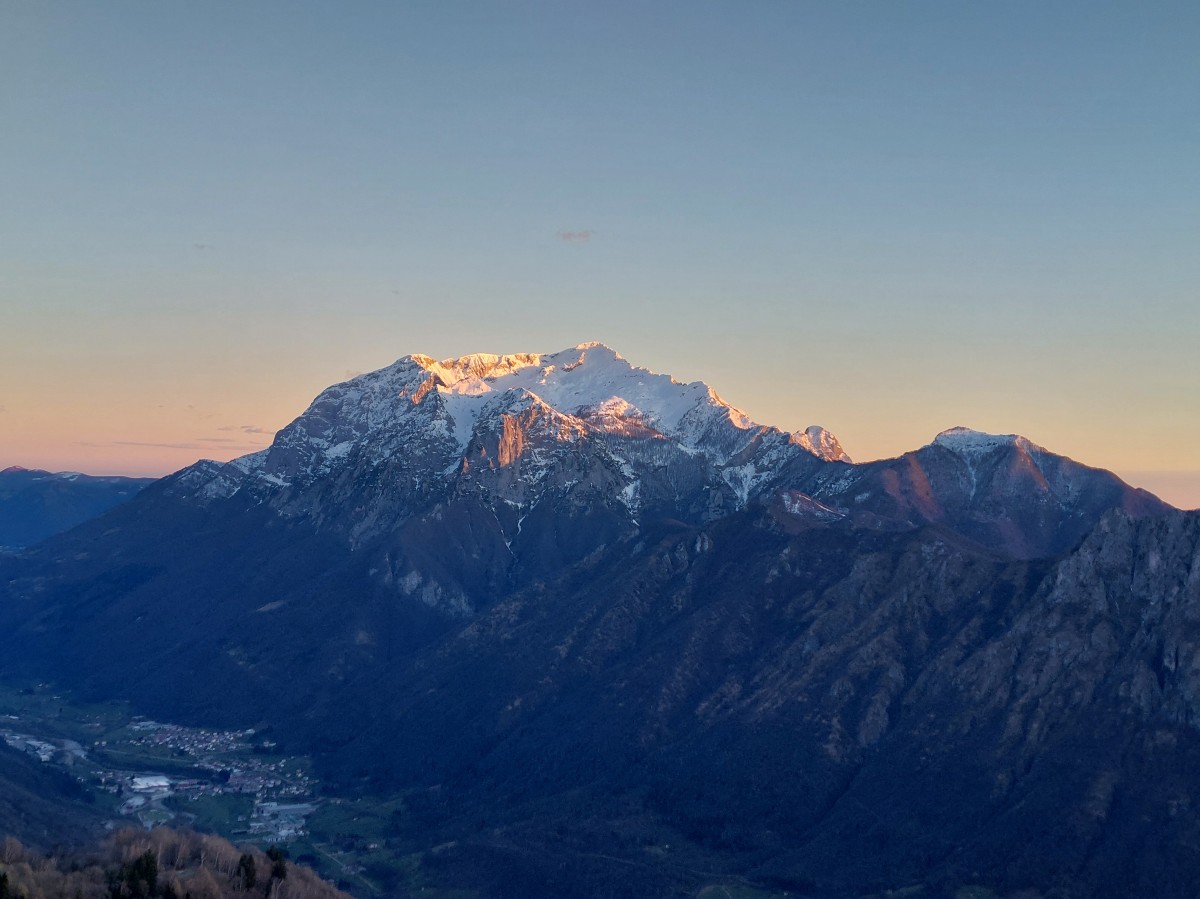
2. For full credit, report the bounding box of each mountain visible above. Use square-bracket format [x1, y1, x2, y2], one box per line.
[0, 343, 1189, 898]
[172, 342, 847, 532]
[790, 426, 1170, 558]
[345, 506, 1200, 898]
[0, 467, 155, 549]
[113, 344, 1166, 607]
[0, 740, 105, 850]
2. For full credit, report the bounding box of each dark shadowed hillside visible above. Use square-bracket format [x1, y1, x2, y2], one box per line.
[0, 742, 106, 850]
[322, 508, 1200, 899]
[0, 467, 154, 549]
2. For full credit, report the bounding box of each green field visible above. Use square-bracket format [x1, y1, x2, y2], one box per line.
[307, 796, 407, 847]
[0, 682, 133, 743]
[90, 743, 214, 778]
[165, 793, 256, 833]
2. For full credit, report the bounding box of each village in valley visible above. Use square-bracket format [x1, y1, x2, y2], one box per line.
[0, 686, 317, 843]
[0, 683, 435, 896]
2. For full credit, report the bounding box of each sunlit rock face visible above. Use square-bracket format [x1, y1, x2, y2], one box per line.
[790, 426, 1173, 559]
[173, 342, 847, 515]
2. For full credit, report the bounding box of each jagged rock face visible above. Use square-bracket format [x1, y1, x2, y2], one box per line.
[953, 510, 1200, 730]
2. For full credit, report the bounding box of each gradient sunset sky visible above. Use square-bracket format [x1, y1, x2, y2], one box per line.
[3, 2, 1198, 507]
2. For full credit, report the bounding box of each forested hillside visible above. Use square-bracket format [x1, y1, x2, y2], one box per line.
[0, 828, 349, 899]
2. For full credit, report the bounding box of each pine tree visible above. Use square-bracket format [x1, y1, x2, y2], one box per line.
[236, 854, 256, 891]
[265, 848, 286, 883]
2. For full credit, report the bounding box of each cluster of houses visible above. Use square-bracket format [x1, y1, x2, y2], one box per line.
[125, 719, 255, 754]
[250, 802, 318, 841]
[3, 714, 318, 842]
[114, 772, 317, 841]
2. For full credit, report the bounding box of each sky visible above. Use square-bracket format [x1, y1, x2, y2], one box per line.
[2, 1, 1198, 508]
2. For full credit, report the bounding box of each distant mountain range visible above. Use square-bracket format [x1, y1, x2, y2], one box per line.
[1, 344, 1195, 898]
[0, 467, 154, 549]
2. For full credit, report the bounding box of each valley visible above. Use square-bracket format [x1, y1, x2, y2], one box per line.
[0, 682, 404, 892]
[0, 683, 314, 839]
[0, 679, 816, 898]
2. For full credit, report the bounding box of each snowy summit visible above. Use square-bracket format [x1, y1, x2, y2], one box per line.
[932, 427, 1042, 458]
[174, 342, 849, 515]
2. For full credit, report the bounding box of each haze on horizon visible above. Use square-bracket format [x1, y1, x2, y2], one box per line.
[2, 2, 1197, 507]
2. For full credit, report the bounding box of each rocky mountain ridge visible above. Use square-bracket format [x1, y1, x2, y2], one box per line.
[172, 344, 848, 530]
[160, 344, 1168, 591]
[0, 344, 1191, 898]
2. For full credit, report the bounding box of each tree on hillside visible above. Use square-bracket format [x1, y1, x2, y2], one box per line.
[265, 848, 286, 884]
[111, 850, 158, 899]
[0, 828, 348, 899]
[236, 854, 256, 891]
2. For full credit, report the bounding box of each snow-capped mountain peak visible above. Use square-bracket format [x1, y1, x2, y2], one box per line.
[932, 427, 1041, 458]
[172, 345, 850, 520]
[412, 351, 543, 394]
[797, 425, 851, 464]
[396, 343, 827, 461]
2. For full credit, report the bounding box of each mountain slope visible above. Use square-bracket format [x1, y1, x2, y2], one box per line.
[787, 426, 1172, 558]
[0, 741, 105, 850]
[0, 347, 1166, 718]
[0, 346, 1172, 739]
[0, 467, 154, 549]
[333, 507, 1200, 898]
[106, 346, 1170, 616]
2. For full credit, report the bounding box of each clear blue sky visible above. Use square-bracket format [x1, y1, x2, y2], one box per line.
[2, 2, 1198, 506]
